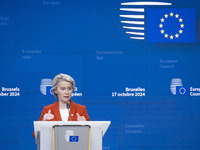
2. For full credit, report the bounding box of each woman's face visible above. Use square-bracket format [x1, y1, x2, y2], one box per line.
[55, 81, 73, 103]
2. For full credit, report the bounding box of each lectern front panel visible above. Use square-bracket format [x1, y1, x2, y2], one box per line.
[53, 125, 90, 150]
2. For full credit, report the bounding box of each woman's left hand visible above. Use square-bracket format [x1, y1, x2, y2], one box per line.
[76, 113, 86, 121]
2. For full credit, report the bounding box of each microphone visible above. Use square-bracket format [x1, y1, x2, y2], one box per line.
[67, 103, 71, 121]
[67, 103, 70, 109]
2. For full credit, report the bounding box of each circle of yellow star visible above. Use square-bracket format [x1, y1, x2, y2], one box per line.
[164, 34, 168, 38]
[180, 24, 184, 28]
[160, 29, 164, 34]
[159, 24, 163, 28]
[159, 12, 184, 40]
[160, 18, 164, 22]
[175, 34, 179, 38]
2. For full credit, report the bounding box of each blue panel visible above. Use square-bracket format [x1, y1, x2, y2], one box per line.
[0, 0, 200, 150]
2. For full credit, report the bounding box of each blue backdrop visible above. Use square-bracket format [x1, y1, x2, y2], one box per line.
[0, 0, 200, 150]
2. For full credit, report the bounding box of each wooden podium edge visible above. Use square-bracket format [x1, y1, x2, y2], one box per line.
[88, 126, 91, 150]
[52, 126, 55, 150]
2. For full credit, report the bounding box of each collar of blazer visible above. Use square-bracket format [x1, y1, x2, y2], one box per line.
[52, 99, 77, 121]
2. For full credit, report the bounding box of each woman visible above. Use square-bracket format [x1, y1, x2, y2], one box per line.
[33, 73, 90, 137]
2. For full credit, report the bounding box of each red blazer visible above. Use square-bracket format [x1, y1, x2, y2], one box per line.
[33, 100, 90, 138]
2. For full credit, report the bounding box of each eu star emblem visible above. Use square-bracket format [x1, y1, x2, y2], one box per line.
[176, 86, 189, 95]
[146, 8, 195, 43]
[69, 136, 79, 142]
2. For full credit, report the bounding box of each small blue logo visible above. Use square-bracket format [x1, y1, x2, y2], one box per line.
[176, 86, 189, 95]
[40, 79, 53, 95]
[46, 86, 53, 95]
[69, 136, 79, 142]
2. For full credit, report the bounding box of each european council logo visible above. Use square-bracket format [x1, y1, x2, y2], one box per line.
[120, 1, 195, 43]
[40, 79, 53, 95]
[170, 78, 189, 95]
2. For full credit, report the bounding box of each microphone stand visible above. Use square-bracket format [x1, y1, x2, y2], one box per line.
[67, 103, 71, 121]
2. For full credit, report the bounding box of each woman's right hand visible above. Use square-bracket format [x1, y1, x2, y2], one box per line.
[43, 110, 54, 121]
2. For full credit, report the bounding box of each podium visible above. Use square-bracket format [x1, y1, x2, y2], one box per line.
[34, 121, 111, 150]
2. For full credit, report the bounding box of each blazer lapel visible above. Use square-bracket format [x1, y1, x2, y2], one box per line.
[52, 100, 62, 121]
[69, 100, 77, 121]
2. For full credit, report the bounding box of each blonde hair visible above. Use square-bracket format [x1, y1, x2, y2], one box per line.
[52, 73, 75, 98]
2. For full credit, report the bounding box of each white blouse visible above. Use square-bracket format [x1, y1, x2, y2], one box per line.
[59, 108, 70, 121]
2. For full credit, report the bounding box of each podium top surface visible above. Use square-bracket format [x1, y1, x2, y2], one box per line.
[34, 121, 111, 139]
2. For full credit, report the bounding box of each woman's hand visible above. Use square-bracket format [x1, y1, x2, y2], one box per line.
[76, 113, 86, 121]
[43, 110, 54, 121]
